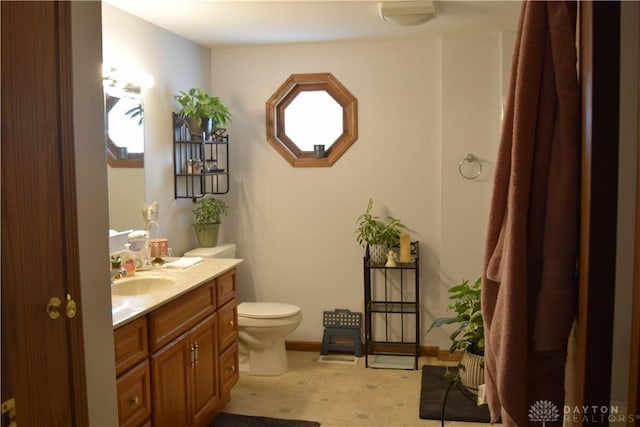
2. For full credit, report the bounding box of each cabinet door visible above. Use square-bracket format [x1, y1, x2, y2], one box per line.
[217, 299, 238, 352]
[116, 360, 151, 427]
[114, 316, 148, 376]
[219, 343, 239, 396]
[151, 334, 191, 427]
[190, 314, 220, 427]
[215, 269, 236, 307]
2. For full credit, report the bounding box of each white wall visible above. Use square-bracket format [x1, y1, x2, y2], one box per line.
[212, 32, 514, 349]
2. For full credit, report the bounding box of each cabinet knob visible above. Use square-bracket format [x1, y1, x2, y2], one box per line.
[130, 396, 139, 406]
[228, 319, 234, 328]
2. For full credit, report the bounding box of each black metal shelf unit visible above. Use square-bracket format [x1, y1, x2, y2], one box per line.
[173, 113, 229, 201]
[363, 241, 419, 370]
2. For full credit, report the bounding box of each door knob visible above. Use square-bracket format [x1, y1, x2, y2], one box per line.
[47, 295, 78, 319]
[47, 297, 62, 319]
[65, 293, 77, 318]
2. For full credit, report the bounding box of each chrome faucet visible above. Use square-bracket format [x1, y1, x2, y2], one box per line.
[110, 267, 127, 284]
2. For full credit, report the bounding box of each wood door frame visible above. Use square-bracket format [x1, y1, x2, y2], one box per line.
[576, 0, 620, 421]
[627, 4, 640, 422]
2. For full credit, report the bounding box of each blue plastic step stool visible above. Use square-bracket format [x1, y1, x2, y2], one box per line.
[321, 309, 362, 357]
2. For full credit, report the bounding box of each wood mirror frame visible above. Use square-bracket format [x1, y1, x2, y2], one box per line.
[266, 73, 358, 167]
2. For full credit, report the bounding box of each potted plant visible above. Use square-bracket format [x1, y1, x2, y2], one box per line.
[175, 88, 231, 140]
[355, 198, 407, 263]
[192, 197, 228, 247]
[428, 277, 484, 392]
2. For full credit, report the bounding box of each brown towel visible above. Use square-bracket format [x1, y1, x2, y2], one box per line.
[482, 1, 579, 425]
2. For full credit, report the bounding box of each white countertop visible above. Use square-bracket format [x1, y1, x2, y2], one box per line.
[111, 257, 243, 328]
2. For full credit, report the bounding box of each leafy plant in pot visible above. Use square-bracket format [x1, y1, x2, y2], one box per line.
[175, 88, 231, 140]
[193, 197, 228, 248]
[355, 198, 407, 264]
[428, 277, 484, 392]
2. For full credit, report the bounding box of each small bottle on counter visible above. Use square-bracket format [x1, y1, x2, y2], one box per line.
[122, 243, 136, 276]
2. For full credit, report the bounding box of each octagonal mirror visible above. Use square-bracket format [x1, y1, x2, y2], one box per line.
[266, 73, 357, 167]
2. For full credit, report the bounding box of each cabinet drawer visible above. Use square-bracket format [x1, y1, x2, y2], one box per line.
[217, 299, 237, 352]
[117, 359, 151, 427]
[219, 343, 239, 394]
[216, 269, 236, 308]
[149, 281, 216, 352]
[114, 317, 148, 376]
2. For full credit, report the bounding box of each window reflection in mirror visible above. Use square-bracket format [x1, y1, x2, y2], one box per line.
[103, 67, 145, 168]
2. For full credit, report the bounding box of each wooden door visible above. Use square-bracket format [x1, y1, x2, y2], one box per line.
[151, 335, 191, 427]
[190, 314, 219, 427]
[1, 2, 88, 425]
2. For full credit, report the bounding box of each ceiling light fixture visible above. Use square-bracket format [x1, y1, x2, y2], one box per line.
[378, 1, 437, 27]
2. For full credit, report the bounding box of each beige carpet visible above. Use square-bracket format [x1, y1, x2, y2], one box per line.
[224, 351, 491, 427]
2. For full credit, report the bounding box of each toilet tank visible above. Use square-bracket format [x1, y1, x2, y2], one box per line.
[184, 243, 236, 258]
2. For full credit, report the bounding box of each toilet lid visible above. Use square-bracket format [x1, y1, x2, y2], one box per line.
[237, 302, 301, 319]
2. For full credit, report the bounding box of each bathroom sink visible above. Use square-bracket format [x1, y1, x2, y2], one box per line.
[111, 275, 177, 296]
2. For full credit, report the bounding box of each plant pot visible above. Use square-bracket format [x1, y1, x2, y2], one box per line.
[459, 351, 484, 393]
[193, 223, 220, 247]
[185, 117, 213, 141]
[369, 243, 387, 264]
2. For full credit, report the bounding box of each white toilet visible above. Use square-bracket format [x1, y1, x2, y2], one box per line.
[184, 244, 303, 376]
[236, 302, 302, 376]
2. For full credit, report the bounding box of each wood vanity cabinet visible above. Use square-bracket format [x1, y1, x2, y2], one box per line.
[113, 269, 239, 427]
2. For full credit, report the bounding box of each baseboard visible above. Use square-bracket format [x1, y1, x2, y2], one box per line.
[284, 340, 460, 361]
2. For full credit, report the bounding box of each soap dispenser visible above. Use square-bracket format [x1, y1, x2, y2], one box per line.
[122, 243, 136, 276]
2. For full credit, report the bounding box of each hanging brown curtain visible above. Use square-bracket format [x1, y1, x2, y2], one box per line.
[482, 1, 579, 425]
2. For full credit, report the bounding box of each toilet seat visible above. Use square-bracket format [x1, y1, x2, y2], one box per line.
[238, 302, 301, 319]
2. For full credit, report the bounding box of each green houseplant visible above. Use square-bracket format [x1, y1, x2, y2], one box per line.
[175, 88, 231, 140]
[428, 277, 484, 391]
[355, 198, 407, 263]
[192, 197, 228, 247]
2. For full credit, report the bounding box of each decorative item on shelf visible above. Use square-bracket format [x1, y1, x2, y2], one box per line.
[427, 277, 484, 393]
[355, 197, 408, 264]
[174, 88, 231, 141]
[192, 196, 228, 247]
[313, 144, 326, 159]
[399, 232, 412, 263]
[385, 250, 398, 267]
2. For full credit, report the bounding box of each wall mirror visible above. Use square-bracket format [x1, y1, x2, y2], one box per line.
[103, 66, 146, 232]
[266, 73, 357, 167]
[104, 67, 144, 168]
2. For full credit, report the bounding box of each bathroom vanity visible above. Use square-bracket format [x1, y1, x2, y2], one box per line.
[112, 258, 242, 427]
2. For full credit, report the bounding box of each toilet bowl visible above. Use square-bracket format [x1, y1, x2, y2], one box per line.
[184, 244, 303, 375]
[237, 302, 302, 376]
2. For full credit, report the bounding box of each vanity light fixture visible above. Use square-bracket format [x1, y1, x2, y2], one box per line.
[378, 1, 437, 26]
[102, 64, 154, 90]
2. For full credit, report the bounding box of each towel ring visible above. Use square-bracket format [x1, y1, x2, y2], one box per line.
[458, 154, 482, 180]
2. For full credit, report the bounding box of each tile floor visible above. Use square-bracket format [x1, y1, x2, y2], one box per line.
[224, 351, 491, 427]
